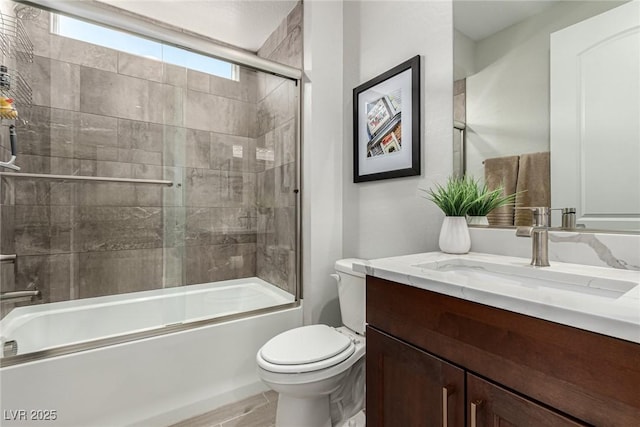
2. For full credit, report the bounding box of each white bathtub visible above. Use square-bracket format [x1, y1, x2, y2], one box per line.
[1, 277, 295, 356]
[0, 278, 302, 426]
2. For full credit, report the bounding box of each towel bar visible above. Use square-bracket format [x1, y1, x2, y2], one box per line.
[0, 172, 173, 186]
[0, 289, 40, 302]
[0, 254, 16, 263]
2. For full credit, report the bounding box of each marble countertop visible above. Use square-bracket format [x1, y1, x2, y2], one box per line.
[353, 252, 640, 344]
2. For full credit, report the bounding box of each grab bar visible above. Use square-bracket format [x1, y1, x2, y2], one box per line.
[0, 289, 40, 302]
[0, 254, 16, 263]
[0, 172, 173, 186]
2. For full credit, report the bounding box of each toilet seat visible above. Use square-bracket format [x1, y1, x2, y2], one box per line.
[257, 325, 356, 374]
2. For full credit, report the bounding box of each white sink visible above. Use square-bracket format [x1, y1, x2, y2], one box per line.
[413, 258, 638, 299]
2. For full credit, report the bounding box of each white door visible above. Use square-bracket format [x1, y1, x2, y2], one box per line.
[550, 0, 640, 231]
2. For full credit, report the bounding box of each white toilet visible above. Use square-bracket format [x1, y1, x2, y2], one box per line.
[256, 259, 366, 427]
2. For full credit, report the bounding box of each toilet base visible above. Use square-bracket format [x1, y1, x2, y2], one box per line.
[276, 394, 331, 427]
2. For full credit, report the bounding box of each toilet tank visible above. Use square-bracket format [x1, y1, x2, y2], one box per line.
[334, 258, 366, 335]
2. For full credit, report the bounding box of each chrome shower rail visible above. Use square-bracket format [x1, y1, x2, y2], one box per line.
[0, 172, 174, 186]
[0, 301, 300, 367]
[0, 289, 40, 302]
[0, 254, 16, 263]
[17, 0, 301, 80]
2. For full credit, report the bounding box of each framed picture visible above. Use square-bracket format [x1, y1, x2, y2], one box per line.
[353, 55, 420, 183]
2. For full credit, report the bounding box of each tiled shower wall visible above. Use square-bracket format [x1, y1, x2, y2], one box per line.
[0, 0, 17, 311]
[0, 3, 301, 316]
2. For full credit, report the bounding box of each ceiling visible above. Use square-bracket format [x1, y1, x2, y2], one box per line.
[90, 1, 559, 52]
[454, 0, 557, 41]
[97, 0, 298, 51]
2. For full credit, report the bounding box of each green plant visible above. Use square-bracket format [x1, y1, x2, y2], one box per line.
[467, 181, 518, 216]
[423, 176, 479, 216]
[422, 176, 519, 217]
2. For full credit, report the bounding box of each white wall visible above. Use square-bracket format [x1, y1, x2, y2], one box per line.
[302, 0, 453, 326]
[464, 1, 624, 182]
[342, 0, 453, 260]
[302, 0, 344, 326]
[454, 29, 475, 80]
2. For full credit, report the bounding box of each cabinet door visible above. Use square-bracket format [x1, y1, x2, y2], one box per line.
[367, 326, 464, 427]
[467, 374, 586, 427]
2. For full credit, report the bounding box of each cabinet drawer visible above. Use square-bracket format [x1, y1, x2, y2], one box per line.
[366, 275, 640, 426]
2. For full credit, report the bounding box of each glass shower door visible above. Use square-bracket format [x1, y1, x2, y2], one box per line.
[0, 2, 300, 364]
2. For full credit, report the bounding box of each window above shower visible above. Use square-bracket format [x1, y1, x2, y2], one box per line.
[51, 13, 238, 80]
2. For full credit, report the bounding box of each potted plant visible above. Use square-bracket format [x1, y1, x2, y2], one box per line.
[423, 176, 478, 254]
[466, 181, 519, 226]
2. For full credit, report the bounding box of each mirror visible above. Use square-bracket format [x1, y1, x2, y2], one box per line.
[453, 0, 639, 232]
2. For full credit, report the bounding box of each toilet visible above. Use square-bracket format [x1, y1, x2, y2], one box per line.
[256, 259, 366, 427]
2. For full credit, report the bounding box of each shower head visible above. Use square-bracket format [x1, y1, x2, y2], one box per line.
[13, 4, 41, 21]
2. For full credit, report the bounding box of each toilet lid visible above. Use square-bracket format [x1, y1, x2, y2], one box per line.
[257, 342, 355, 374]
[260, 324, 352, 366]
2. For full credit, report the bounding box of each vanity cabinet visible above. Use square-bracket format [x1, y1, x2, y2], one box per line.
[366, 276, 640, 427]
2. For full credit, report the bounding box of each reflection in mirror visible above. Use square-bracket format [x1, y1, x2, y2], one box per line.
[453, 0, 639, 232]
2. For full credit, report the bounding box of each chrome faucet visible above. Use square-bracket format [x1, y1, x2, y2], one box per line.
[560, 207, 576, 229]
[551, 207, 577, 229]
[515, 207, 550, 267]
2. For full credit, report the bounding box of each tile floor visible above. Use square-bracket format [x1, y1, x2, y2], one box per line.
[170, 391, 278, 427]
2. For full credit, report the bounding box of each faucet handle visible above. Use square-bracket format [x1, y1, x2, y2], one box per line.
[514, 207, 550, 227]
[515, 226, 533, 237]
[551, 207, 576, 213]
[551, 207, 576, 229]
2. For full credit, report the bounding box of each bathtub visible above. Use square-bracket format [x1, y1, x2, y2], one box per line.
[0, 278, 302, 426]
[1, 277, 296, 356]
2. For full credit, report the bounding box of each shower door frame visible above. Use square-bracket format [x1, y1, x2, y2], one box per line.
[2, 0, 304, 367]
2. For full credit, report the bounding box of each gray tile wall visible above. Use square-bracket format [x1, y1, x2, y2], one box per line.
[0, 174, 16, 319]
[255, 2, 302, 295]
[0, 7, 303, 316]
[0, 0, 25, 318]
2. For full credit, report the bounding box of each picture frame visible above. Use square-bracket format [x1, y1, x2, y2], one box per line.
[353, 55, 420, 183]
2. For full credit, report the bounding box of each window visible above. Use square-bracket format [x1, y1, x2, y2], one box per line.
[52, 14, 237, 80]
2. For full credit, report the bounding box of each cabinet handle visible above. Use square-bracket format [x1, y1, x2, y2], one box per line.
[442, 386, 453, 427]
[470, 400, 483, 427]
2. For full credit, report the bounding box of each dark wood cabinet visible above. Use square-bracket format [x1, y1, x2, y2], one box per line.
[366, 275, 640, 427]
[366, 327, 465, 427]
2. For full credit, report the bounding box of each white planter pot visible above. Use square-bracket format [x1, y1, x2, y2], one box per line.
[439, 216, 471, 254]
[467, 216, 489, 226]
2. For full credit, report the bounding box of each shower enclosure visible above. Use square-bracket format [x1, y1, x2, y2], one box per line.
[0, 0, 301, 366]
